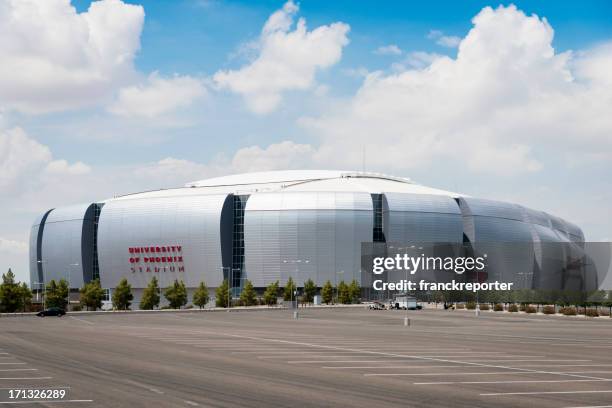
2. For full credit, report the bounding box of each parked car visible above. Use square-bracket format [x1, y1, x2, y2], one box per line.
[368, 301, 386, 310]
[37, 307, 66, 317]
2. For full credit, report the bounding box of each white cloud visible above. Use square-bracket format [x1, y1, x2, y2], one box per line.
[374, 44, 402, 56]
[109, 72, 207, 118]
[231, 141, 316, 173]
[302, 5, 612, 176]
[0, 238, 28, 255]
[427, 29, 461, 48]
[0, 127, 51, 190]
[0, 127, 91, 192]
[213, 0, 350, 114]
[45, 160, 91, 175]
[0, 0, 144, 114]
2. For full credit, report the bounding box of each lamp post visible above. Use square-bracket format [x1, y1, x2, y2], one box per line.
[68, 263, 79, 307]
[36, 260, 47, 309]
[335, 270, 344, 304]
[283, 259, 309, 319]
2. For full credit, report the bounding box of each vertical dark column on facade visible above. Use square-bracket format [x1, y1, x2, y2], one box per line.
[92, 203, 103, 281]
[36, 209, 54, 285]
[219, 194, 250, 289]
[371, 194, 386, 242]
[81, 203, 104, 286]
[232, 195, 249, 289]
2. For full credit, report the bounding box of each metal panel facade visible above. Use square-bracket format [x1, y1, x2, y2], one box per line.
[384, 193, 463, 243]
[97, 194, 227, 289]
[40, 204, 91, 288]
[244, 192, 373, 287]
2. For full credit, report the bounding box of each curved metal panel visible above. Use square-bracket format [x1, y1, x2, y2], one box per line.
[40, 204, 92, 288]
[457, 198, 535, 286]
[384, 193, 463, 243]
[29, 210, 53, 289]
[244, 192, 373, 287]
[97, 194, 227, 290]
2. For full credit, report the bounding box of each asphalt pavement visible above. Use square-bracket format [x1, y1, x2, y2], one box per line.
[1, 307, 612, 407]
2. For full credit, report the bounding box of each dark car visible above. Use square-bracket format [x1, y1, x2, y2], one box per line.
[37, 307, 66, 317]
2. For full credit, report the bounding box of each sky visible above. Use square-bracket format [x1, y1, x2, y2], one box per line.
[1, 0, 611, 284]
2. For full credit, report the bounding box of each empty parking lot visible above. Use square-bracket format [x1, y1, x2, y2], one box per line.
[1, 308, 612, 407]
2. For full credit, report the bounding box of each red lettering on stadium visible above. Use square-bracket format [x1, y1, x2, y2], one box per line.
[127, 244, 185, 274]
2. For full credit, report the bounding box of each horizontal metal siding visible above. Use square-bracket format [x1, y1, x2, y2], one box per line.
[244, 192, 372, 287]
[98, 195, 227, 289]
[385, 193, 463, 244]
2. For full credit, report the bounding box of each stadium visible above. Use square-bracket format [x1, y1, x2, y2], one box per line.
[29, 170, 588, 305]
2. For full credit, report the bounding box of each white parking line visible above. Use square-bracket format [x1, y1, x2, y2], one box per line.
[212, 332, 607, 382]
[563, 405, 612, 408]
[481, 390, 612, 396]
[323, 365, 471, 369]
[68, 316, 93, 325]
[0, 377, 52, 380]
[0, 369, 36, 372]
[287, 355, 545, 363]
[366, 371, 550, 377]
[417, 379, 612, 385]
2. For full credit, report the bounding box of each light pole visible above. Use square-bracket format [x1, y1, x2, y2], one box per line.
[231, 268, 241, 308]
[335, 270, 344, 304]
[283, 259, 309, 318]
[68, 263, 78, 307]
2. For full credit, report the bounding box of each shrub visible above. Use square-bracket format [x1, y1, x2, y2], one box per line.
[479, 303, 489, 311]
[560, 306, 577, 316]
[585, 308, 599, 317]
[542, 305, 556, 315]
[71, 304, 82, 312]
[493, 303, 504, 312]
[508, 304, 519, 312]
[455, 303, 465, 309]
[465, 302, 476, 310]
[519, 303, 527, 311]
[525, 305, 537, 313]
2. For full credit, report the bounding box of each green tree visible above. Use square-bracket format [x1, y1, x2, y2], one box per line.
[19, 282, 32, 312]
[303, 279, 316, 304]
[164, 279, 188, 309]
[321, 280, 334, 304]
[283, 277, 296, 302]
[193, 282, 210, 309]
[215, 279, 230, 308]
[0, 269, 22, 313]
[240, 280, 257, 306]
[349, 279, 361, 304]
[46, 279, 69, 309]
[112, 278, 133, 310]
[337, 280, 351, 304]
[140, 277, 160, 310]
[263, 281, 279, 306]
[79, 279, 105, 311]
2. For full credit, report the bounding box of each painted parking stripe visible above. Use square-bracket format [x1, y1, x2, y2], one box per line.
[0, 369, 37, 372]
[417, 379, 612, 385]
[481, 390, 612, 396]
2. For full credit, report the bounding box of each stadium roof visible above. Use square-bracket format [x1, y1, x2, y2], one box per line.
[111, 170, 463, 201]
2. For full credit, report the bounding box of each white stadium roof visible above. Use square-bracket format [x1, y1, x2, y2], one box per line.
[111, 170, 463, 201]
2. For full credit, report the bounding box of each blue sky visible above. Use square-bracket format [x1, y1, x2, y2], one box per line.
[1, 0, 611, 283]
